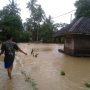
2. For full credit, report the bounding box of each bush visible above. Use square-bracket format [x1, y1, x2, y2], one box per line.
[85, 83, 90, 88]
[60, 71, 65, 76]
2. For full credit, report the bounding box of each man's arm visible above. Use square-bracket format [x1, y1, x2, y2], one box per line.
[18, 47, 27, 55]
[14, 43, 27, 55]
[0, 43, 5, 55]
[0, 50, 4, 55]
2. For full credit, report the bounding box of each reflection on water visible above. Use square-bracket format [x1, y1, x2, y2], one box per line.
[0, 43, 90, 90]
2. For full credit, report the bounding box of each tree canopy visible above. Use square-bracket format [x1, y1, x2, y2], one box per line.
[27, 0, 46, 41]
[0, 0, 23, 31]
[40, 16, 54, 42]
[0, 0, 31, 42]
[75, 0, 90, 18]
[0, 0, 68, 42]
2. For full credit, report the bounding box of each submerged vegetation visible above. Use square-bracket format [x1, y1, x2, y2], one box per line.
[85, 83, 90, 88]
[21, 70, 38, 90]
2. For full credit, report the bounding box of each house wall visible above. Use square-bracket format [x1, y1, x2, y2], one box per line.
[74, 35, 90, 56]
[64, 36, 74, 55]
[64, 34, 90, 56]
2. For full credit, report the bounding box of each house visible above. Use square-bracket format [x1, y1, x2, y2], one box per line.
[53, 19, 78, 43]
[54, 17, 90, 56]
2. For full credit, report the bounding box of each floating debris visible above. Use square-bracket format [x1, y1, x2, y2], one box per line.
[58, 49, 64, 53]
[34, 53, 39, 58]
[60, 71, 65, 76]
[31, 49, 34, 55]
[32, 53, 39, 58]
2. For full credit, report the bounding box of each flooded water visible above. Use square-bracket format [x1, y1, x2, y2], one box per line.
[0, 43, 90, 90]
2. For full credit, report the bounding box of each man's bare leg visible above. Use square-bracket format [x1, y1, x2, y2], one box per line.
[7, 67, 12, 79]
[10, 65, 13, 72]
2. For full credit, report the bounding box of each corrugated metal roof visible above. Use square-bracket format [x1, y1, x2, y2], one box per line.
[53, 17, 90, 37]
[69, 17, 90, 33]
[53, 18, 78, 37]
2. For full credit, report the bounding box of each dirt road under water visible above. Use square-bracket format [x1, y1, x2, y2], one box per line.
[0, 43, 90, 90]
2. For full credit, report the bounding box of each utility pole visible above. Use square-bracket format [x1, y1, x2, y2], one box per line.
[9, 0, 15, 4]
[70, 14, 72, 23]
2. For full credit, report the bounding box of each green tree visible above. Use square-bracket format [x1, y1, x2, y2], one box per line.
[40, 16, 54, 42]
[0, 0, 23, 32]
[75, 0, 90, 18]
[0, 0, 23, 41]
[27, 0, 45, 41]
[54, 23, 67, 32]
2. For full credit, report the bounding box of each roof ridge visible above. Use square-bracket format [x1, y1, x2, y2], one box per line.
[69, 17, 84, 32]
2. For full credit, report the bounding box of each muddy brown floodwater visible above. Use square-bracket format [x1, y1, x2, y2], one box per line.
[0, 43, 90, 90]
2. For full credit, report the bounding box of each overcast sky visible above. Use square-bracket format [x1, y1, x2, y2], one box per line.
[0, 0, 76, 24]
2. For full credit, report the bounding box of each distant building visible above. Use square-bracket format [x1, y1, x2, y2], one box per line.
[54, 17, 90, 56]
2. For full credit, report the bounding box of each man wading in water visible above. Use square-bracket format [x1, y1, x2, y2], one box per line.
[0, 34, 27, 79]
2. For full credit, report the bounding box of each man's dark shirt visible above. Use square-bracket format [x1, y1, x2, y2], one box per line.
[1, 40, 19, 58]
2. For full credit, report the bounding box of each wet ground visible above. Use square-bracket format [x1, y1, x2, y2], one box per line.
[0, 43, 90, 90]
